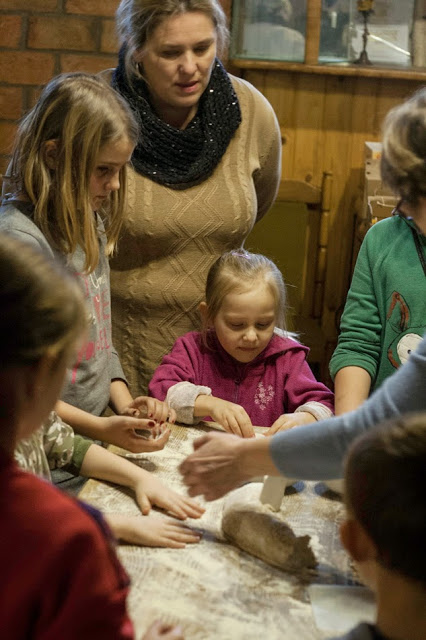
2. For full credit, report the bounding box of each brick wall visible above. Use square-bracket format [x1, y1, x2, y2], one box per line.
[0, 1, 231, 184]
[0, 0, 121, 180]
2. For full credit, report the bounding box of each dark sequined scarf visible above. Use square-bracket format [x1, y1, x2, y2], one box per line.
[112, 45, 242, 189]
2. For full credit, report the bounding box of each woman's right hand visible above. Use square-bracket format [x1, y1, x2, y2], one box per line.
[196, 396, 255, 438]
[102, 415, 171, 453]
[143, 621, 184, 640]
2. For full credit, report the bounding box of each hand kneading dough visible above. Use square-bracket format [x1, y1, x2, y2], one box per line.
[222, 483, 316, 573]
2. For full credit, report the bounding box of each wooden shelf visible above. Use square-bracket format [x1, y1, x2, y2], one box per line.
[230, 58, 426, 81]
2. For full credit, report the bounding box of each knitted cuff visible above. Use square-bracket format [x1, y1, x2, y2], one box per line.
[295, 402, 333, 421]
[166, 381, 212, 425]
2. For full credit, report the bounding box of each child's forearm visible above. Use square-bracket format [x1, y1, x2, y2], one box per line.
[55, 400, 104, 439]
[193, 394, 213, 418]
[79, 442, 147, 489]
[103, 513, 138, 542]
[109, 379, 134, 414]
[334, 366, 372, 415]
[165, 382, 211, 424]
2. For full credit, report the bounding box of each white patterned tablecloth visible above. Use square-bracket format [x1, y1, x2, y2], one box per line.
[79, 423, 358, 640]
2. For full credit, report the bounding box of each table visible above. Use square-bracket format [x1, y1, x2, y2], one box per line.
[79, 423, 361, 640]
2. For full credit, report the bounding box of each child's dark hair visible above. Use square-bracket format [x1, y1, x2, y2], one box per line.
[344, 413, 426, 586]
[381, 87, 426, 204]
[0, 233, 87, 368]
[202, 249, 287, 341]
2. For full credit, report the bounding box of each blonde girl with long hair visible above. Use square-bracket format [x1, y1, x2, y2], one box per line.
[1, 72, 174, 455]
[1, 72, 204, 545]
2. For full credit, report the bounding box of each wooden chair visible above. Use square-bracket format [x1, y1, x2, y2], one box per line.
[245, 172, 333, 382]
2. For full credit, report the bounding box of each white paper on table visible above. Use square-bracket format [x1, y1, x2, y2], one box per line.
[308, 584, 376, 637]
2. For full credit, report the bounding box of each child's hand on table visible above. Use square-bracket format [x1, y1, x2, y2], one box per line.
[133, 469, 206, 520]
[267, 411, 316, 435]
[121, 395, 177, 424]
[106, 513, 201, 549]
[102, 415, 171, 453]
[196, 396, 255, 438]
[109, 466, 204, 549]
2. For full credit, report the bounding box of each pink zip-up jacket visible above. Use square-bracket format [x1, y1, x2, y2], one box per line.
[149, 331, 334, 427]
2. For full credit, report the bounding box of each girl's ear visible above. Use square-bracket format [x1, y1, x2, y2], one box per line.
[199, 301, 208, 323]
[27, 352, 56, 401]
[42, 139, 59, 170]
[340, 518, 376, 563]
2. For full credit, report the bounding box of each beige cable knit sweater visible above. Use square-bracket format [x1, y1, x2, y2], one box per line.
[110, 74, 282, 394]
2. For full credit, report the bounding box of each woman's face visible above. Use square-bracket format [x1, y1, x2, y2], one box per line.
[135, 11, 217, 126]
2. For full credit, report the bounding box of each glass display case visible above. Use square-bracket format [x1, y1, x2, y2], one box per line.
[230, 1, 307, 62]
[343, 0, 416, 67]
[230, 0, 418, 68]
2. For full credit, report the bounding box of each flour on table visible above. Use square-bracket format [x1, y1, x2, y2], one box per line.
[222, 483, 317, 574]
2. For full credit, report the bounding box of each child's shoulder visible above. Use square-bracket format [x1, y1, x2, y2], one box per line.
[364, 214, 408, 241]
[174, 330, 203, 348]
[0, 201, 53, 256]
[271, 329, 308, 354]
[0, 201, 34, 230]
[6, 464, 107, 547]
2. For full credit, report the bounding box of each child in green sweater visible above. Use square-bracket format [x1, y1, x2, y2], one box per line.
[330, 87, 426, 414]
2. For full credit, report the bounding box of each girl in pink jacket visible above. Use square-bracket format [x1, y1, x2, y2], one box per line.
[149, 250, 334, 438]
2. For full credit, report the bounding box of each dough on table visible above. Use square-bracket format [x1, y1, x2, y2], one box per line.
[222, 483, 316, 574]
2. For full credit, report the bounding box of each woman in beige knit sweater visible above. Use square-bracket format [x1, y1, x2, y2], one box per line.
[108, 0, 282, 394]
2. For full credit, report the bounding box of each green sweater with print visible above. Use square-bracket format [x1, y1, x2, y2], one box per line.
[330, 214, 426, 392]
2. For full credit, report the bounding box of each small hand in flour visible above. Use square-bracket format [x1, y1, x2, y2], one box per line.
[133, 423, 172, 453]
[143, 621, 185, 639]
[121, 395, 177, 424]
[267, 411, 316, 435]
[100, 414, 171, 453]
[106, 513, 201, 550]
[134, 470, 205, 520]
[195, 396, 255, 437]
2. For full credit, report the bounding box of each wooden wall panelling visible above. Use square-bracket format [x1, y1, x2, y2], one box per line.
[309, 75, 352, 340]
[304, 0, 321, 65]
[314, 170, 333, 319]
[321, 76, 377, 341]
[242, 68, 425, 364]
[375, 78, 420, 132]
[290, 72, 326, 186]
[258, 71, 297, 181]
[343, 76, 378, 293]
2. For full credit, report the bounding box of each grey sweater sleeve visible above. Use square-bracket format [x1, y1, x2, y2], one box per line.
[269, 333, 426, 480]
